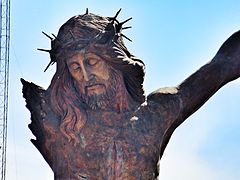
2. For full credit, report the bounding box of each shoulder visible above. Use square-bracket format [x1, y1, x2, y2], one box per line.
[21, 78, 59, 138]
[147, 87, 179, 102]
[147, 86, 181, 110]
[146, 86, 182, 126]
[21, 78, 46, 110]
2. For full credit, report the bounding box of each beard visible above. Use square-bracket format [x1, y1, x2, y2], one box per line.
[75, 70, 120, 110]
[81, 87, 116, 110]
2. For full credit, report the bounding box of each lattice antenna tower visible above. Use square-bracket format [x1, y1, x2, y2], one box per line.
[0, 0, 10, 179]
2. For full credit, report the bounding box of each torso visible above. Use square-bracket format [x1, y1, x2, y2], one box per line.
[50, 103, 169, 180]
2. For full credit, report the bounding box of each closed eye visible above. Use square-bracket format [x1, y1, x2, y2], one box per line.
[73, 66, 81, 71]
[70, 63, 81, 72]
[87, 58, 99, 66]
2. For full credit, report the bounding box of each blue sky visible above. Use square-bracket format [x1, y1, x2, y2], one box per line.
[8, 0, 240, 179]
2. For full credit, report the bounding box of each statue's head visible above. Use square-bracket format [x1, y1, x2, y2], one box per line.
[42, 10, 146, 143]
[66, 50, 116, 110]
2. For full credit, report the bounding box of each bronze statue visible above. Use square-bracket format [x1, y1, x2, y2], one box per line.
[21, 9, 240, 179]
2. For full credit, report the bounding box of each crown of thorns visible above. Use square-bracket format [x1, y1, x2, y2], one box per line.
[38, 8, 132, 72]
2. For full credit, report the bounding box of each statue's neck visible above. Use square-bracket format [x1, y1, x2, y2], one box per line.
[95, 91, 139, 113]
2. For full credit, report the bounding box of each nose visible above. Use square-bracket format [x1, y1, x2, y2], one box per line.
[81, 66, 90, 81]
[81, 65, 94, 82]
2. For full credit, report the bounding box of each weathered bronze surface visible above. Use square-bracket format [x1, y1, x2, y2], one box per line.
[21, 10, 240, 179]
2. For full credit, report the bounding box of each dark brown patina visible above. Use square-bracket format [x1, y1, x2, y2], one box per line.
[22, 9, 240, 179]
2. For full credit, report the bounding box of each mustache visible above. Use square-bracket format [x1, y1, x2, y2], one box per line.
[81, 83, 116, 110]
[82, 78, 106, 95]
[77, 71, 119, 110]
[82, 76, 105, 87]
[83, 76, 97, 86]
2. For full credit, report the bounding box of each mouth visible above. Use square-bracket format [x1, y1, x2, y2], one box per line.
[85, 84, 106, 95]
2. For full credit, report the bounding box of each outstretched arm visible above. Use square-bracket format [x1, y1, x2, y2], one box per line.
[149, 30, 240, 124]
[147, 30, 240, 158]
[178, 30, 240, 121]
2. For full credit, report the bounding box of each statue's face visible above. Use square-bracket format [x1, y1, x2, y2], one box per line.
[67, 51, 111, 97]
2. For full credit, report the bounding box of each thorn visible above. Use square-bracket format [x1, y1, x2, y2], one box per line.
[42, 31, 53, 40]
[121, 34, 132, 42]
[120, 17, 132, 25]
[51, 33, 61, 42]
[44, 61, 54, 72]
[85, 8, 89, 14]
[37, 48, 51, 53]
[122, 26, 132, 30]
[112, 8, 122, 21]
[52, 33, 57, 39]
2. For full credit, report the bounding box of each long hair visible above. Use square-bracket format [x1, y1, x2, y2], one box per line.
[47, 58, 86, 144]
[46, 11, 146, 143]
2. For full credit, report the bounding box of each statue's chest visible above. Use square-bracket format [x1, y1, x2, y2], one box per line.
[70, 111, 161, 179]
[79, 112, 142, 160]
